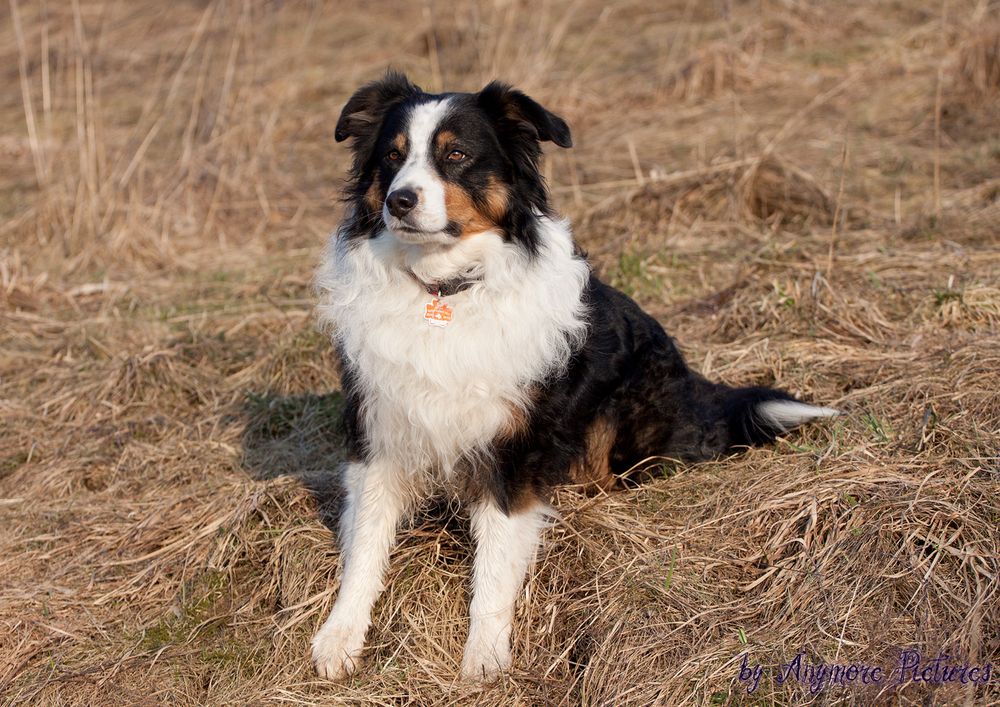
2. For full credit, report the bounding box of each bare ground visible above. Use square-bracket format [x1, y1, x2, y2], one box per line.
[1, 1, 999, 705]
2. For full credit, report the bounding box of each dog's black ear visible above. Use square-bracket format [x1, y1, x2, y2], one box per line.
[477, 81, 572, 148]
[335, 71, 421, 143]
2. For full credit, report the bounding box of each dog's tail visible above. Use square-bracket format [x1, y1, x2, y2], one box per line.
[721, 386, 841, 449]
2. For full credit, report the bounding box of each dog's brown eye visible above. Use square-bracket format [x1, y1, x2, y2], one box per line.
[446, 150, 467, 163]
[387, 149, 402, 162]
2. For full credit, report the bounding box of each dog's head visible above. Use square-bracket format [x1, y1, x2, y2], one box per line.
[335, 71, 571, 253]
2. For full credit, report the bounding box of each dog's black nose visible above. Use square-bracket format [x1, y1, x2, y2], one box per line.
[386, 189, 418, 217]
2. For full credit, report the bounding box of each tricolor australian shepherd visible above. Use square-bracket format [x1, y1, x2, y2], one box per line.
[312, 71, 838, 681]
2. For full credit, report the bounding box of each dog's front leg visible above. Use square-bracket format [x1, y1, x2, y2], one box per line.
[461, 498, 548, 681]
[312, 460, 412, 680]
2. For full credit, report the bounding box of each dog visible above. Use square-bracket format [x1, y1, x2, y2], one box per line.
[312, 71, 839, 681]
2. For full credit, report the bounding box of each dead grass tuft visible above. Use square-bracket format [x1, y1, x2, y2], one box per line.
[940, 22, 1000, 139]
[667, 31, 765, 100]
[736, 155, 833, 225]
[954, 25, 1000, 96]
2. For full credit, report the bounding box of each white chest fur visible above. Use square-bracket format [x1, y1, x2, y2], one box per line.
[315, 218, 589, 481]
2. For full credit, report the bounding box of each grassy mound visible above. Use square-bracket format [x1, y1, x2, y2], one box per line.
[1, 1, 997, 704]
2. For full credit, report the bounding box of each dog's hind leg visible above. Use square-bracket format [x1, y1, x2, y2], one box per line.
[312, 459, 415, 680]
[461, 497, 549, 681]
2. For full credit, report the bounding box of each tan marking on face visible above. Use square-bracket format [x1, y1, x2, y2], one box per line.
[481, 177, 509, 221]
[392, 133, 406, 151]
[364, 180, 384, 213]
[443, 177, 509, 239]
[568, 418, 618, 494]
[434, 130, 457, 151]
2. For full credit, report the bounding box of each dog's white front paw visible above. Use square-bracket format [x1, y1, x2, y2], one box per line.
[460, 632, 511, 681]
[311, 616, 367, 681]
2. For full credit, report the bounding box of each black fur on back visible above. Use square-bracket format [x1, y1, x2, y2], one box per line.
[482, 277, 803, 513]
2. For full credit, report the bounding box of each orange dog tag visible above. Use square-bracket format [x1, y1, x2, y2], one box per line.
[423, 298, 453, 327]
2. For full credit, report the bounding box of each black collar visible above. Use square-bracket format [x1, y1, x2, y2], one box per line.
[406, 269, 482, 297]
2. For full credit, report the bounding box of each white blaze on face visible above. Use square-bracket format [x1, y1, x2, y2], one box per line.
[384, 98, 453, 236]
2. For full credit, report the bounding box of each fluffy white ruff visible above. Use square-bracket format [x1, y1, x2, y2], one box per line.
[315, 216, 590, 483]
[756, 400, 841, 432]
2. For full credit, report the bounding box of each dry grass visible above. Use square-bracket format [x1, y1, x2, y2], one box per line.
[1, 1, 999, 705]
[954, 23, 1000, 96]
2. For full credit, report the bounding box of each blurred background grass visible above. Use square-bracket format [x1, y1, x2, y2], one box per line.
[1, 1, 998, 704]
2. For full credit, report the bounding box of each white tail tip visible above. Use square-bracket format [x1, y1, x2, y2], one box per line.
[756, 400, 841, 432]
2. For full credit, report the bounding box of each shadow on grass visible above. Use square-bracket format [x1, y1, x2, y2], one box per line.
[239, 389, 470, 548]
[239, 390, 347, 531]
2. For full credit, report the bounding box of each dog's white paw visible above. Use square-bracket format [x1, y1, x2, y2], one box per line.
[311, 617, 367, 681]
[460, 633, 511, 682]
